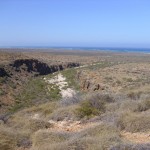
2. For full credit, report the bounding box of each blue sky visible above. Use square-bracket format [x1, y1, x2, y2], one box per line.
[0, 0, 150, 48]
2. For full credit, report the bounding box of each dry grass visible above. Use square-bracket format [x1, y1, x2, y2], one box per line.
[117, 111, 150, 132]
[23, 101, 58, 117]
[31, 123, 122, 150]
[121, 131, 150, 144]
[0, 126, 18, 150]
[109, 143, 150, 150]
[116, 99, 150, 113]
[25, 119, 52, 132]
[49, 104, 78, 121]
[134, 99, 150, 112]
[2, 51, 150, 149]
[8, 113, 52, 133]
[32, 130, 69, 147]
[0, 125, 31, 150]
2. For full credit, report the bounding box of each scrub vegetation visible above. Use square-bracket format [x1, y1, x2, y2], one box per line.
[0, 50, 150, 150]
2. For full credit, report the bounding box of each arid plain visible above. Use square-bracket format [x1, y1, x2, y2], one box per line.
[0, 49, 150, 150]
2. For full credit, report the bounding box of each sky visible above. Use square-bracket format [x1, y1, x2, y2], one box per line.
[0, 0, 150, 48]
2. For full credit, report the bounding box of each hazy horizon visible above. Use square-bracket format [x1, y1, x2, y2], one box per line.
[0, 46, 150, 49]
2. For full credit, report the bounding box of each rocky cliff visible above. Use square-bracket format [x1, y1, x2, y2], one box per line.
[9, 59, 79, 75]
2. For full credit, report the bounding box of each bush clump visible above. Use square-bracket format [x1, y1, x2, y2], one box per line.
[31, 124, 121, 150]
[26, 119, 52, 132]
[134, 99, 150, 112]
[76, 100, 101, 118]
[117, 112, 150, 132]
[76, 94, 114, 118]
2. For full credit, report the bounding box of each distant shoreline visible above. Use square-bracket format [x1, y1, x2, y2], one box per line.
[0, 47, 150, 54]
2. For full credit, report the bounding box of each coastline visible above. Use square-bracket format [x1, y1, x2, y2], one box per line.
[0, 47, 150, 54]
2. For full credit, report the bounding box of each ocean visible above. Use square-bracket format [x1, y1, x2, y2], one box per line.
[1, 47, 150, 54]
[50, 47, 150, 53]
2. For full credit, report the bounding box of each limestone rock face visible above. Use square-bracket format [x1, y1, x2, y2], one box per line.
[12, 59, 80, 75]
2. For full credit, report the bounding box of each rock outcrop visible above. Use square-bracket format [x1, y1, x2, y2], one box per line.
[10, 59, 80, 75]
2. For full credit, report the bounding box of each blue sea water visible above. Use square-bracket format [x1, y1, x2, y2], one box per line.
[37, 47, 150, 54]
[1, 46, 150, 53]
[53, 47, 150, 53]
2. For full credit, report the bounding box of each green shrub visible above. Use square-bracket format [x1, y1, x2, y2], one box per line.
[76, 100, 102, 118]
[76, 94, 114, 118]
